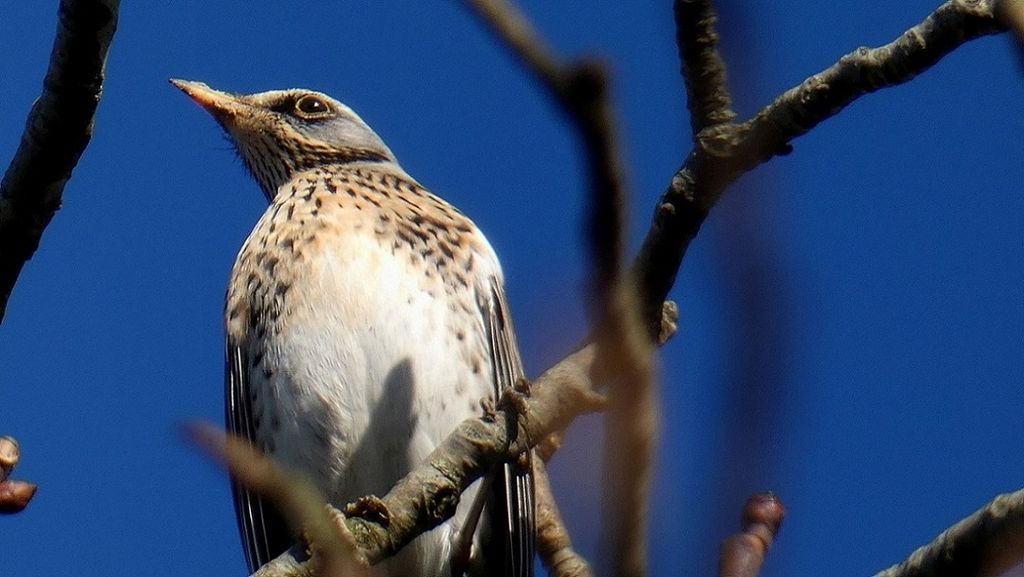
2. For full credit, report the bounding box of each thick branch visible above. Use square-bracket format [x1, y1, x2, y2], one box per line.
[875, 489, 1024, 577]
[0, 0, 120, 322]
[633, 0, 1005, 334]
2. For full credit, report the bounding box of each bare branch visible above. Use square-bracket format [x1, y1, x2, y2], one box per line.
[0, 0, 120, 322]
[345, 344, 606, 564]
[462, 3, 657, 575]
[0, 436, 20, 483]
[461, 0, 565, 92]
[0, 436, 37, 514]
[595, 290, 656, 577]
[674, 0, 736, 134]
[463, 0, 627, 301]
[718, 493, 786, 577]
[997, 0, 1024, 60]
[335, 304, 671, 564]
[633, 0, 1005, 334]
[875, 489, 1024, 577]
[534, 459, 593, 577]
[746, 0, 1004, 160]
[185, 424, 369, 577]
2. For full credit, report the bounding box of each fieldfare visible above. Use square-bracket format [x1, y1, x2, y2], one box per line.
[172, 79, 535, 577]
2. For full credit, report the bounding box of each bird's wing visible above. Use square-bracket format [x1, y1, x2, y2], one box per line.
[226, 338, 291, 573]
[481, 277, 536, 577]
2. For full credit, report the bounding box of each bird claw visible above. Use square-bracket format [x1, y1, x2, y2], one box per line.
[343, 494, 391, 528]
[479, 398, 498, 422]
[497, 380, 530, 416]
[513, 377, 532, 396]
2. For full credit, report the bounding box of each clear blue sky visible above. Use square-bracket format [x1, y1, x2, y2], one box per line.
[2, 2, 1022, 576]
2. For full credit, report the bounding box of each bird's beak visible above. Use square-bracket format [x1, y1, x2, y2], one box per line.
[170, 79, 244, 122]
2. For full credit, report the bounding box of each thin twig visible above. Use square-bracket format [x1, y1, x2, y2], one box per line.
[0, 436, 37, 514]
[718, 493, 786, 577]
[674, 0, 736, 134]
[464, 0, 627, 301]
[633, 0, 1005, 335]
[186, 424, 368, 577]
[534, 459, 593, 577]
[996, 0, 1024, 62]
[0, 0, 120, 322]
[461, 2, 657, 575]
[462, 0, 565, 92]
[875, 489, 1024, 577]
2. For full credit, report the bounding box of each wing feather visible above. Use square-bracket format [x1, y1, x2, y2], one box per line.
[481, 279, 536, 577]
[226, 339, 291, 573]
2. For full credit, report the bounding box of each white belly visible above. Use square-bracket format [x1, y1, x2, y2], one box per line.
[251, 231, 492, 575]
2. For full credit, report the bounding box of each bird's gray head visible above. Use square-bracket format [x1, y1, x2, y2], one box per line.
[171, 79, 397, 199]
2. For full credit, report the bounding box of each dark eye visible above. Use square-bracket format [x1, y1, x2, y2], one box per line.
[293, 95, 332, 119]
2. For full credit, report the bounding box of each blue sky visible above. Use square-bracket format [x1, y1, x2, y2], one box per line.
[2, 2, 1022, 576]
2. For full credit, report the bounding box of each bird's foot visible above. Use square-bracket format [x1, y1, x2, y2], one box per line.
[344, 494, 391, 528]
[497, 378, 532, 416]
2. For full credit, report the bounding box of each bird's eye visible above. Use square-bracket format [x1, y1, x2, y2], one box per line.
[293, 95, 332, 119]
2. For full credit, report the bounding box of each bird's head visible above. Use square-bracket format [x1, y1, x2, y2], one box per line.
[171, 79, 396, 199]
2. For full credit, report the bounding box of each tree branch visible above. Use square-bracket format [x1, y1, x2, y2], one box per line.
[875, 489, 1024, 577]
[343, 344, 606, 564]
[200, 343, 607, 575]
[461, 2, 657, 575]
[187, 425, 369, 577]
[0, 0, 120, 322]
[632, 0, 1005, 334]
[718, 493, 785, 577]
[674, 0, 736, 134]
[534, 459, 593, 577]
[0, 436, 37, 514]
[996, 0, 1024, 59]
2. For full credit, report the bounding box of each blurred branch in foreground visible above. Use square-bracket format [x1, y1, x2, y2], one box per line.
[718, 493, 785, 577]
[463, 1, 656, 575]
[0, 436, 37, 514]
[875, 489, 1024, 577]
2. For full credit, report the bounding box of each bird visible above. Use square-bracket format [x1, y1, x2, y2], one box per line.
[171, 79, 535, 577]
